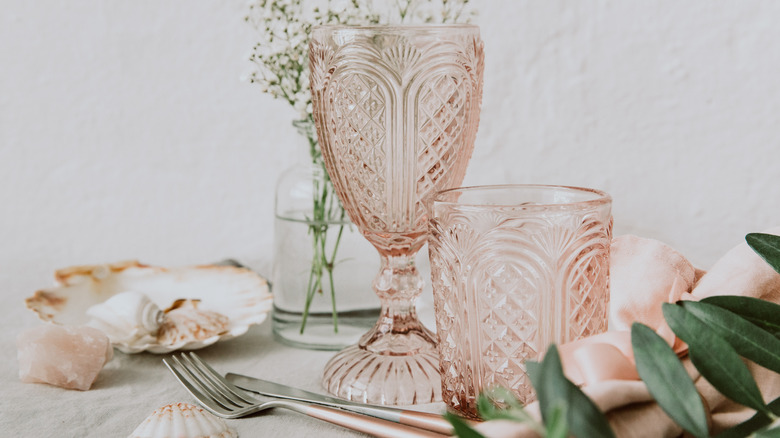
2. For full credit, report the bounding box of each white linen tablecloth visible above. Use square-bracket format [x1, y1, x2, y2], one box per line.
[0, 267, 446, 438]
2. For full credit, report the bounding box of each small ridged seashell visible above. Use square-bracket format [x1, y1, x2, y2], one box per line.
[157, 299, 229, 346]
[87, 291, 164, 352]
[128, 402, 237, 438]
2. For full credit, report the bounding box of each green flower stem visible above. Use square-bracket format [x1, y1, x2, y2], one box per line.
[297, 119, 346, 335]
[299, 224, 323, 334]
[327, 222, 345, 332]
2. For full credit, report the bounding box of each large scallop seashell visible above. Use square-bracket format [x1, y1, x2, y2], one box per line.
[86, 291, 164, 352]
[128, 402, 237, 438]
[25, 261, 272, 353]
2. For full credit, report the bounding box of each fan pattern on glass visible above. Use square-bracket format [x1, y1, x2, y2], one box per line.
[429, 211, 611, 417]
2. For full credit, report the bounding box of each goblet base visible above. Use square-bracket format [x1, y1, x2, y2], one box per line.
[322, 344, 442, 405]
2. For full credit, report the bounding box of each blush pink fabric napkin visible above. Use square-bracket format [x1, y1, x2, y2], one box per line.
[474, 226, 780, 438]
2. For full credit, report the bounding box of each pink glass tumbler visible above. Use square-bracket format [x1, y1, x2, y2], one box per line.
[427, 184, 612, 418]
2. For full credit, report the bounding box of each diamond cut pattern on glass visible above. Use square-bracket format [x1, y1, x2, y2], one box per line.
[415, 75, 469, 229]
[429, 205, 611, 417]
[328, 73, 388, 231]
[479, 263, 539, 397]
[567, 254, 609, 340]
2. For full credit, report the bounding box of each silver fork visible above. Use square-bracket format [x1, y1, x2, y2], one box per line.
[163, 353, 448, 438]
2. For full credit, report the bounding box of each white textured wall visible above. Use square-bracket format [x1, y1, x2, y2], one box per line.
[2, 1, 779, 297]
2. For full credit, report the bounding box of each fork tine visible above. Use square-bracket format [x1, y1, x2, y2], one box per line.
[163, 357, 233, 417]
[171, 355, 247, 411]
[186, 352, 258, 405]
[179, 353, 254, 408]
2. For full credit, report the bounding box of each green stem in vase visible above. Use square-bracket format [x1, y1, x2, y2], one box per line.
[296, 118, 346, 335]
[299, 225, 320, 334]
[328, 221, 346, 332]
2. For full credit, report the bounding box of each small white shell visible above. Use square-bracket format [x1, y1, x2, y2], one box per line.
[128, 402, 237, 438]
[25, 261, 272, 354]
[86, 291, 164, 353]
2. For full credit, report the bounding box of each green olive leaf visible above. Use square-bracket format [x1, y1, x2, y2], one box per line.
[751, 425, 780, 438]
[631, 322, 709, 438]
[701, 296, 780, 338]
[525, 360, 541, 384]
[476, 391, 503, 420]
[475, 386, 547, 435]
[530, 345, 615, 438]
[663, 303, 769, 415]
[746, 233, 780, 274]
[546, 402, 569, 438]
[445, 412, 487, 438]
[680, 301, 780, 374]
[715, 396, 780, 438]
[476, 387, 532, 422]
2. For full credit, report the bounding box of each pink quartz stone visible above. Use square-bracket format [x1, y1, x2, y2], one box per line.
[17, 324, 113, 390]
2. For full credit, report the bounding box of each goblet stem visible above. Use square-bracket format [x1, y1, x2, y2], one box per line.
[321, 251, 442, 405]
[359, 254, 437, 355]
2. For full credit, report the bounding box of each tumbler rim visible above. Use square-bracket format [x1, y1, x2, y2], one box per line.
[432, 184, 612, 210]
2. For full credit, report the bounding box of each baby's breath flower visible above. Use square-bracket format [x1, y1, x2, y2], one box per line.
[245, 0, 474, 156]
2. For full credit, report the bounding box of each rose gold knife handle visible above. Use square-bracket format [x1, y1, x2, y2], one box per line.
[304, 404, 449, 438]
[399, 410, 454, 435]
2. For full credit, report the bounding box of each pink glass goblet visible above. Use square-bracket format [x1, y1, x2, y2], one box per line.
[309, 24, 484, 405]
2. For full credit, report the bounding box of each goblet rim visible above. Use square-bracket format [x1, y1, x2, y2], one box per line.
[311, 23, 480, 36]
[432, 184, 612, 211]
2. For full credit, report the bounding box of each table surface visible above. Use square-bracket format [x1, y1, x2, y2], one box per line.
[1, 272, 447, 438]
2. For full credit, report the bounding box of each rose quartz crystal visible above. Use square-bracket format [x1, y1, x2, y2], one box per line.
[17, 324, 113, 390]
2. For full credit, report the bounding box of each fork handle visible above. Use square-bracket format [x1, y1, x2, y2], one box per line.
[304, 404, 449, 438]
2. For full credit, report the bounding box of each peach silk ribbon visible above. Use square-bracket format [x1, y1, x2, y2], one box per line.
[475, 226, 780, 438]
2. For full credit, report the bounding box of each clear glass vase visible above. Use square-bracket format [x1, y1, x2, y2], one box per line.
[272, 162, 380, 350]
